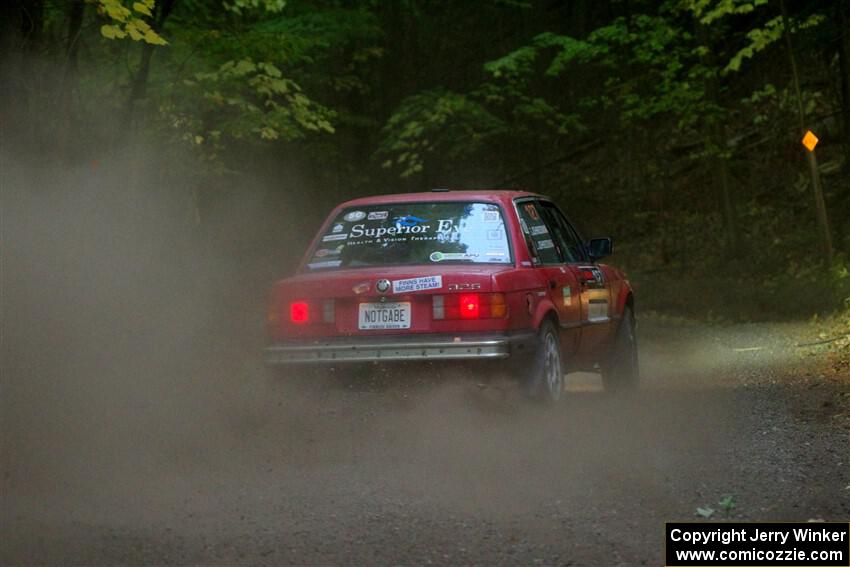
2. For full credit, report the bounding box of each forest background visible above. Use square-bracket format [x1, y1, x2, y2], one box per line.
[3, 0, 850, 321]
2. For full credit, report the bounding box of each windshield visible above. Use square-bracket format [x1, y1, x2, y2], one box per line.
[304, 201, 513, 270]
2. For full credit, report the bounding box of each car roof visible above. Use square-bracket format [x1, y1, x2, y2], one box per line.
[336, 189, 544, 209]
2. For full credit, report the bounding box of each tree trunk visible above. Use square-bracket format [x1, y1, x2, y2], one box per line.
[780, 0, 834, 264]
[20, 0, 44, 52]
[122, 0, 177, 132]
[697, 21, 740, 253]
[66, 0, 85, 72]
[714, 124, 739, 253]
[0, 2, 22, 107]
[123, 43, 156, 130]
[837, 3, 850, 170]
[58, 0, 85, 160]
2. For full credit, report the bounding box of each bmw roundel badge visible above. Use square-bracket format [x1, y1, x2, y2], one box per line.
[376, 279, 391, 294]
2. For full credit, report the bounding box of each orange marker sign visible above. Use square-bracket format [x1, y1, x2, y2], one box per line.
[802, 130, 819, 152]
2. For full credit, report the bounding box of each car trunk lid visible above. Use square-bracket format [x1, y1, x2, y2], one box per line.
[271, 265, 511, 338]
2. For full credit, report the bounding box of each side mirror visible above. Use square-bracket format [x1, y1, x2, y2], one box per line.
[587, 237, 613, 261]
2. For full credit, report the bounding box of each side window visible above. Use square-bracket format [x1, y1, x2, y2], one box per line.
[539, 201, 585, 263]
[516, 201, 561, 265]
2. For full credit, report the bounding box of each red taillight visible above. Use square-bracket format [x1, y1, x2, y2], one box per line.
[290, 301, 309, 323]
[459, 294, 480, 319]
[433, 293, 506, 320]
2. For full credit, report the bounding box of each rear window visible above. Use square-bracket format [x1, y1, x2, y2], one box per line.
[304, 202, 512, 270]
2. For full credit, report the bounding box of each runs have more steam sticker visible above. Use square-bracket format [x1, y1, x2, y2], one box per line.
[392, 275, 442, 294]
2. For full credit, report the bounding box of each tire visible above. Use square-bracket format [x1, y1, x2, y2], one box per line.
[602, 306, 639, 392]
[523, 319, 564, 402]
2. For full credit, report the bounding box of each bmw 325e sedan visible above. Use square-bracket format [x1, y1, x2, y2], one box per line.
[265, 189, 637, 401]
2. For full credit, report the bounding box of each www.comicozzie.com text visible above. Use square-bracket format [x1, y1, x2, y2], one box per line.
[670, 527, 848, 546]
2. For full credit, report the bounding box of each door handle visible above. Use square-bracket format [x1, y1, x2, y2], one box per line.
[549, 280, 557, 290]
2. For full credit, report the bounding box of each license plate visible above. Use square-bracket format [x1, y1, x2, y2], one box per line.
[358, 302, 411, 330]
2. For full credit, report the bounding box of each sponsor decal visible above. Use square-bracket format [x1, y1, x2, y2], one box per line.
[395, 215, 428, 227]
[392, 275, 443, 294]
[308, 260, 342, 269]
[486, 229, 503, 240]
[322, 234, 348, 242]
[485, 250, 506, 257]
[483, 210, 500, 222]
[524, 203, 539, 220]
[562, 286, 572, 307]
[448, 283, 480, 291]
[332, 223, 344, 233]
[537, 239, 555, 250]
[351, 223, 430, 238]
[430, 251, 478, 262]
[530, 225, 548, 236]
[344, 210, 366, 222]
[436, 219, 456, 233]
[367, 211, 389, 220]
[314, 248, 340, 258]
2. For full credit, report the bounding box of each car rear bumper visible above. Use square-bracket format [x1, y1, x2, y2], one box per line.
[264, 332, 537, 365]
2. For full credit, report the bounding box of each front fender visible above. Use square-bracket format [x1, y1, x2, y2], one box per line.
[612, 279, 633, 318]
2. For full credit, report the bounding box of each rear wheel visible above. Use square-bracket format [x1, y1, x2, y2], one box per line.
[522, 319, 564, 402]
[602, 306, 639, 392]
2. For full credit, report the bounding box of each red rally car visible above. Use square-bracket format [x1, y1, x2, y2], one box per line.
[265, 189, 638, 401]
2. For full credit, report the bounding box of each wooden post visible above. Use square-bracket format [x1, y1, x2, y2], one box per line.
[780, 0, 834, 263]
[806, 150, 833, 261]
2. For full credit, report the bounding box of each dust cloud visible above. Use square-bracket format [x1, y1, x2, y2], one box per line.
[0, 134, 296, 514]
[0, 101, 815, 565]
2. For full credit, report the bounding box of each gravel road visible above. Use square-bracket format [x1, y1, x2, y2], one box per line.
[2, 317, 849, 566]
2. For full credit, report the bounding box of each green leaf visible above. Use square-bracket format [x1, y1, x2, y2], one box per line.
[101, 0, 132, 23]
[132, 1, 152, 16]
[100, 24, 117, 39]
[144, 28, 167, 45]
[232, 59, 258, 76]
[259, 126, 279, 140]
[718, 495, 736, 515]
[100, 24, 126, 39]
[126, 21, 144, 41]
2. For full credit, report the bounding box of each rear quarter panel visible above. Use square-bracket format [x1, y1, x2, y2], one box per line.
[491, 268, 552, 331]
